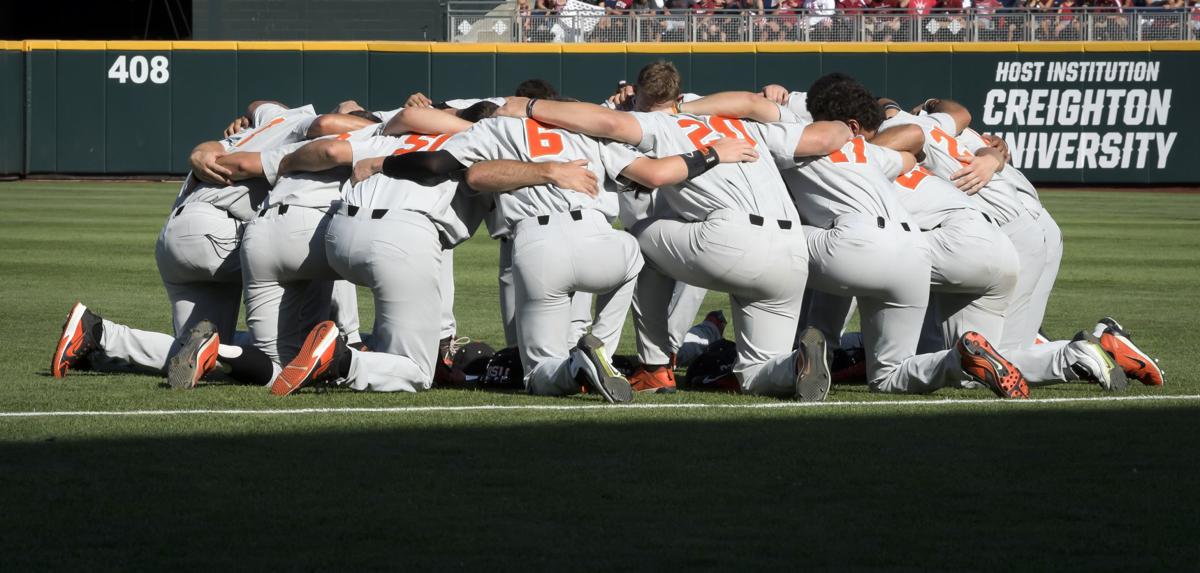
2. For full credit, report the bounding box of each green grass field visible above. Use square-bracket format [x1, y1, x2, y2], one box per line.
[1, 181, 1198, 570]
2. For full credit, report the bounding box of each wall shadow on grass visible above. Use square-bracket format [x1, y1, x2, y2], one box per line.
[1, 406, 1196, 570]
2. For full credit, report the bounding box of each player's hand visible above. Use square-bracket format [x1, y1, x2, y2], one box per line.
[333, 100, 365, 114]
[190, 149, 233, 186]
[224, 117, 250, 138]
[405, 92, 433, 108]
[544, 159, 598, 197]
[710, 137, 759, 163]
[951, 153, 1001, 195]
[912, 98, 940, 115]
[351, 156, 385, 185]
[497, 97, 531, 119]
[761, 84, 790, 105]
[981, 133, 1011, 163]
[607, 83, 636, 110]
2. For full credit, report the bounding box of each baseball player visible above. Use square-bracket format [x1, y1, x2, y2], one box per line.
[512, 61, 856, 401]
[362, 105, 763, 402]
[684, 76, 1030, 398]
[51, 101, 374, 387]
[208, 109, 426, 371]
[875, 98, 1164, 387]
[266, 105, 500, 394]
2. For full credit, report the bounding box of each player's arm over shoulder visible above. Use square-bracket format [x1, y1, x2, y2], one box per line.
[679, 91, 781, 124]
[510, 97, 644, 146]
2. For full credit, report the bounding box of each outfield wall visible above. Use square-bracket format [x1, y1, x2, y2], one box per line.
[1, 40, 1196, 184]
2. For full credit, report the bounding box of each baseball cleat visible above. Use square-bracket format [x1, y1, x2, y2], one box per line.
[51, 302, 102, 378]
[1067, 338, 1128, 392]
[794, 328, 831, 402]
[629, 364, 677, 393]
[1093, 318, 1164, 386]
[957, 331, 1029, 399]
[271, 321, 347, 396]
[830, 346, 868, 386]
[168, 321, 220, 390]
[571, 334, 632, 404]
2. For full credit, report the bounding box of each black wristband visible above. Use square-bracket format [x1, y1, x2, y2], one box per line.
[680, 146, 721, 180]
[526, 98, 539, 119]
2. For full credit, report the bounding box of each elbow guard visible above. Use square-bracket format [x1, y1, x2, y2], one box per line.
[381, 150, 466, 186]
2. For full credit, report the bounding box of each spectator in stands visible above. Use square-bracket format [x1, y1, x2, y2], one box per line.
[806, 0, 838, 39]
[1054, 0, 1082, 40]
[773, 0, 804, 39]
[596, 0, 632, 41]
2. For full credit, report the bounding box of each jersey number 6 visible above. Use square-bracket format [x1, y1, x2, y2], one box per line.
[525, 119, 565, 158]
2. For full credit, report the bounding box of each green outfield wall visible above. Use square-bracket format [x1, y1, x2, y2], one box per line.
[1, 40, 1197, 184]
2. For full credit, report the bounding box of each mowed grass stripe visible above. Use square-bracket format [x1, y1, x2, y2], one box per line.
[3, 393, 1198, 417]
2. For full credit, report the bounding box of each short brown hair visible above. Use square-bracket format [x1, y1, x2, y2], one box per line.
[635, 60, 681, 112]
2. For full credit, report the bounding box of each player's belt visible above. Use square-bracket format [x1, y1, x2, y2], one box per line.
[536, 210, 584, 225]
[172, 203, 237, 219]
[875, 216, 912, 232]
[257, 204, 290, 218]
[341, 204, 392, 220]
[747, 214, 793, 230]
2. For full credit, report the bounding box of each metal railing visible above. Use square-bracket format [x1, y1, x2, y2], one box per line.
[447, 5, 1199, 42]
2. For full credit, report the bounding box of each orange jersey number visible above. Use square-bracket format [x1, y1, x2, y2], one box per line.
[895, 165, 932, 191]
[828, 136, 867, 164]
[677, 116, 756, 151]
[393, 133, 451, 155]
[525, 119, 565, 158]
[929, 126, 973, 166]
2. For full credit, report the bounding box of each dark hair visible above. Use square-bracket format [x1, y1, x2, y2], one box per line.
[457, 101, 499, 123]
[806, 73, 884, 132]
[514, 78, 558, 99]
[347, 110, 383, 123]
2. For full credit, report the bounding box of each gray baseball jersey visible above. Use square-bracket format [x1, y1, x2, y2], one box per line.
[259, 123, 385, 210]
[955, 125, 1040, 202]
[175, 103, 318, 221]
[879, 110, 1025, 226]
[781, 135, 911, 229]
[441, 116, 636, 236]
[343, 133, 473, 247]
[891, 165, 978, 230]
[630, 111, 805, 222]
[785, 91, 813, 123]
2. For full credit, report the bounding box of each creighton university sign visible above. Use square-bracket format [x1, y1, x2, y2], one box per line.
[977, 58, 1182, 182]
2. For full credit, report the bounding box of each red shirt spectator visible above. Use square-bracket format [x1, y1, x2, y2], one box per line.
[904, 0, 939, 14]
[838, 0, 874, 13]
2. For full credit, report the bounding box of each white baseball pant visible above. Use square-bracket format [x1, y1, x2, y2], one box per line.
[511, 210, 644, 397]
[632, 209, 807, 397]
[803, 213, 962, 394]
[326, 207, 444, 392]
[240, 205, 342, 365]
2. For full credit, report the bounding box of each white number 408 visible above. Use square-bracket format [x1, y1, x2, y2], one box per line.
[108, 55, 169, 85]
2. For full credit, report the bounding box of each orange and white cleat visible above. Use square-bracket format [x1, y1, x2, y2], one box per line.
[50, 302, 101, 378]
[629, 364, 677, 393]
[1094, 317, 1165, 386]
[168, 321, 220, 390]
[271, 321, 347, 396]
[957, 331, 1029, 399]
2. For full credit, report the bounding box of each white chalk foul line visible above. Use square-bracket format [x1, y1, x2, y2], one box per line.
[0, 393, 1197, 418]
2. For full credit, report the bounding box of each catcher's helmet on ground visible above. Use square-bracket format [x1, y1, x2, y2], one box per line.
[683, 339, 739, 391]
[482, 346, 525, 390]
[453, 341, 495, 385]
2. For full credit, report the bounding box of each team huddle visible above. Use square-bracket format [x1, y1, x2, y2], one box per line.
[49, 62, 1166, 403]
